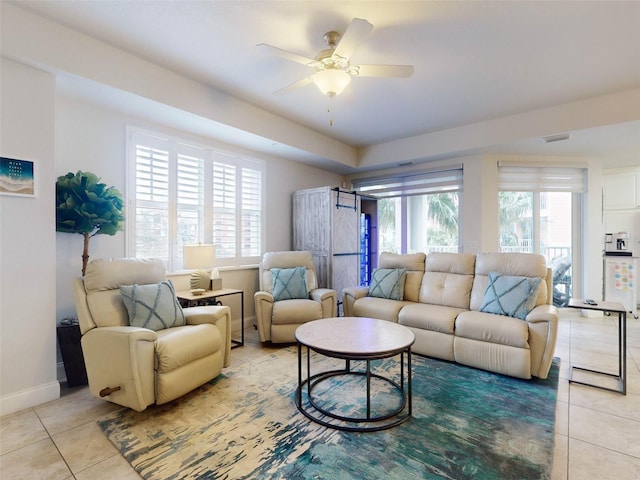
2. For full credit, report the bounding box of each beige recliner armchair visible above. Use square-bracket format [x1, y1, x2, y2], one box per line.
[254, 251, 337, 343]
[73, 258, 231, 412]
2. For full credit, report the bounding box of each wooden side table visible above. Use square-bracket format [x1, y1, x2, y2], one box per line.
[176, 288, 244, 348]
[56, 323, 88, 387]
[567, 298, 626, 395]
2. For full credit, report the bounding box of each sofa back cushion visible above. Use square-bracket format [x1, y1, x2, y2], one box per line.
[378, 252, 426, 302]
[83, 258, 166, 328]
[260, 251, 318, 294]
[419, 253, 476, 308]
[470, 253, 549, 311]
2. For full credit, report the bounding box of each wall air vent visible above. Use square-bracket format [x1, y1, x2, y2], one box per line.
[543, 133, 571, 143]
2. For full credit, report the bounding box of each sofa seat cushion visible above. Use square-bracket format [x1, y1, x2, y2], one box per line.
[155, 324, 222, 374]
[353, 297, 408, 322]
[272, 299, 322, 325]
[398, 303, 465, 335]
[455, 310, 530, 349]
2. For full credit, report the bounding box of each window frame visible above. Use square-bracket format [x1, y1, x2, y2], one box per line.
[126, 127, 265, 272]
[497, 164, 587, 305]
[353, 167, 463, 254]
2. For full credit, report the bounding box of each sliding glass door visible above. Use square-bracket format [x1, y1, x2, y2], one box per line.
[499, 191, 574, 306]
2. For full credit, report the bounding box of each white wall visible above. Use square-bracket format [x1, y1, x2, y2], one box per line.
[0, 58, 341, 414]
[460, 155, 499, 253]
[0, 58, 59, 415]
[54, 92, 343, 329]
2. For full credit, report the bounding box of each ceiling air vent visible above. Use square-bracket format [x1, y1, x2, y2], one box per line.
[543, 133, 571, 143]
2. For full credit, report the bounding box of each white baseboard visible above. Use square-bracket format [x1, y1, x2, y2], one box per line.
[232, 316, 255, 334]
[0, 381, 60, 416]
[57, 361, 67, 382]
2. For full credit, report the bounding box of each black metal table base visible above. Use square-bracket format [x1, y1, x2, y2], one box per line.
[569, 366, 625, 394]
[296, 345, 412, 432]
[568, 300, 626, 395]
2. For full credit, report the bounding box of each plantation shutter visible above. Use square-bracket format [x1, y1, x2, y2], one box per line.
[213, 156, 237, 259]
[128, 127, 264, 270]
[134, 136, 170, 262]
[498, 165, 586, 192]
[241, 165, 262, 257]
[176, 144, 205, 264]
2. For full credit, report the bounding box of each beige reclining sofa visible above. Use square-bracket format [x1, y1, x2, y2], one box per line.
[74, 258, 232, 411]
[343, 252, 558, 379]
[254, 251, 337, 343]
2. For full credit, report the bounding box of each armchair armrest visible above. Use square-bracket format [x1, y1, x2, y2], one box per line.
[310, 288, 337, 318]
[526, 304, 558, 323]
[184, 305, 232, 367]
[81, 326, 157, 411]
[310, 288, 335, 302]
[254, 291, 275, 342]
[342, 286, 370, 317]
[526, 304, 559, 379]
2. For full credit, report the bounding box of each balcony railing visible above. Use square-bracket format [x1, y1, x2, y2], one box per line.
[426, 244, 571, 262]
[500, 245, 571, 263]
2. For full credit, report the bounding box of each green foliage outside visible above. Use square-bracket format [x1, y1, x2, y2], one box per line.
[378, 193, 459, 253]
[499, 191, 532, 247]
[56, 171, 125, 275]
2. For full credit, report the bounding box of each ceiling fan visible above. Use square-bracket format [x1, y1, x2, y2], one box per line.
[256, 18, 414, 98]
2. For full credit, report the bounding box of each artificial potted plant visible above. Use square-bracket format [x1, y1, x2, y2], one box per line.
[56, 170, 125, 276]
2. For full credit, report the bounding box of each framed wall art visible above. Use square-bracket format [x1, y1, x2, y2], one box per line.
[0, 157, 36, 198]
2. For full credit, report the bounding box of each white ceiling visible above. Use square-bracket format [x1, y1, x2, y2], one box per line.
[10, 0, 640, 171]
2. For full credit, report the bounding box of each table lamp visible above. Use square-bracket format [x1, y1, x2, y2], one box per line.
[183, 244, 222, 291]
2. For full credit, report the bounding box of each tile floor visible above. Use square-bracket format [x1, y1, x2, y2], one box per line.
[1, 309, 639, 479]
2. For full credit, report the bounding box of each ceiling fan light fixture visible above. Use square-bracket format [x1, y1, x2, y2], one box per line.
[313, 69, 351, 97]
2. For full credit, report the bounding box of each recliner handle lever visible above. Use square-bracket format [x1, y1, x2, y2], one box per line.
[99, 386, 121, 397]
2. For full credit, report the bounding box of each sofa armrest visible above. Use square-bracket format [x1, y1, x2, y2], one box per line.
[526, 304, 558, 322]
[526, 304, 559, 379]
[254, 291, 275, 342]
[81, 326, 157, 411]
[310, 288, 337, 317]
[184, 306, 232, 367]
[342, 286, 370, 317]
[310, 288, 335, 302]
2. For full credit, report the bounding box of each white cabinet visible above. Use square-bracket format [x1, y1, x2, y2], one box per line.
[604, 172, 640, 210]
[603, 167, 640, 309]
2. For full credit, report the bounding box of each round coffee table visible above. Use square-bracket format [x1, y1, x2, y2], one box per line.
[295, 316, 415, 432]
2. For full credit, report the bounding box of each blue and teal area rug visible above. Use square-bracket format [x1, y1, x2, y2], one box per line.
[98, 347, 559, 479]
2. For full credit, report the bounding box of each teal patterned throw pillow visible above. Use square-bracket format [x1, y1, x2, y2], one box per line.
[271, 267, 308, 301]
[479, 272, 541, 320]
[120, 280, 185, 331]
[369, 268, 407, 300]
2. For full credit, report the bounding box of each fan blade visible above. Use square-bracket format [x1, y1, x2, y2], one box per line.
[332, 18, 373, 63]
[272, 74, 316, 96]
[349, 64, 414, 78]
[256, 43, 320, 68]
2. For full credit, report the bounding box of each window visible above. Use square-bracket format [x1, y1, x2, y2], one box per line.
[498, 164, 586, 307]
[353, 167, 462, 254]
[127, 128, 264, 271]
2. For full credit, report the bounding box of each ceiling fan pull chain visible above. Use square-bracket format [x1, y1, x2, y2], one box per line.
[328, 93, 334, 127]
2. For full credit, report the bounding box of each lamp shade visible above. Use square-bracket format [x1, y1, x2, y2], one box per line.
[183, 244, 216, 270]
[313, 69, 351, 97]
